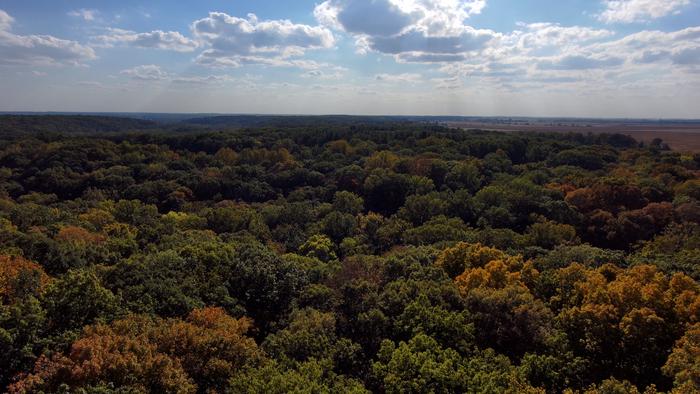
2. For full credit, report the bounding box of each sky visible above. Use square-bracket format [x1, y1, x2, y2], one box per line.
[1, 0, 699, 118]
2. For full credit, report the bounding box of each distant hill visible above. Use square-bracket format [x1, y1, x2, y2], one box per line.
[181, 115, 425, 128]
[182, 114, 700, 127]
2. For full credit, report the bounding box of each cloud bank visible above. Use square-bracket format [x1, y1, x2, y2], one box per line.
[94, 28, 198, 52]
[0, 9, 96, 66]
[598, 0, 691, 23]
[192, 12, 335, 68]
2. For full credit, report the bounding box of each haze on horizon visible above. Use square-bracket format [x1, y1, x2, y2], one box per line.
[1, 0, 699, 118]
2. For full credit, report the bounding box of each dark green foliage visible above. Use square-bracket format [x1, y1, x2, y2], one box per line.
[0, 296, 46, 388]
[42, 269, 119, 333]
[106, 241, 307, 333]
[228, 359, 369, 394]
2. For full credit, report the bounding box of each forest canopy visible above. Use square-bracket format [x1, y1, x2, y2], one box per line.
[0, 115, 698, 393]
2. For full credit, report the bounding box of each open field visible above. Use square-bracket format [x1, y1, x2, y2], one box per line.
[444, 120, 700, 152]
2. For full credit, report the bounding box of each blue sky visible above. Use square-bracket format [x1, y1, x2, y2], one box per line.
[1, 0, 699, 117]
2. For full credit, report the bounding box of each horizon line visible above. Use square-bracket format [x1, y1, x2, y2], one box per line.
[2, 111, 700, 122]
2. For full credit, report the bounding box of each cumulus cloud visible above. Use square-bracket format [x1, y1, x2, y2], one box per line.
[538, 55, 625, 70]
[636, 50, 670, 64]
[431, 75, 463, 89]
[311, 0, 698, 82]
[0, 9, 14, 30]
[68, 9, 99, 21]
[191, 12, 335, 67]
[120, 64, 170, 80]
[316, 0, 486, 36]
[427, 19, 700, 97]
[375, 73, 423, 83]
[120, 64, 233, 85]
[171, 75, 233, 85]
[598, 0, 691, 23]
[304, 69, 324, 78]
[315, 0, 492, 62]
[315, 0, 414, 36]
[672, 47, 700, 65]
[368, 28, 494, 54]
[77, 81, 109, 89]
[301, 67, 346, 79]
[94, 28, 198, 52]
[396, 52, 467, 63]
[507, 23, 614, 54]
[0, 9, 96, 66]
[195, 53, 339, 69]
[589, 27, 700, 69]
[476, 22, 698, 80]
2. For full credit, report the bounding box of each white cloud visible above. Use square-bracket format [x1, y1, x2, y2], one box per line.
[413, 0, 487, 35]
[302, 67, 346, 79]
[588, 27, 700, 69]
[304, 69, 324, 78]
[431, 21, 700, 98]
[315, 0, 494, 62]
[314, 0, 414, 36]
[368, 28, 494, 54]
[171, 75, 233, 85]
[507, 23, 614, 54]
[375, 73, 423, 83]
[396, 52, 467, 63]
[94, 28, 198, 52]
[598, 0, 691, 23]
[316, 0, 486, 36]
[120, 64, 233, 85]
[0, 9, 13, 31]
[77, 81, 109, 88]
[68, 9, 99, 22]
[0, 9, 96, 66]
[191, 12, 335, 68]
[311, 0, 696, 81]
[431, 75, 463, 89]
[195, 54, 341, 70]
[672, 47, 700, 65]
[537, 55, 625, 70]
[120, 64, 170, 80]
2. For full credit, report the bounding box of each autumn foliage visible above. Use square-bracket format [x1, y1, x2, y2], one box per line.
[8, 307, 261, 394]
[0, 255, 50, 302]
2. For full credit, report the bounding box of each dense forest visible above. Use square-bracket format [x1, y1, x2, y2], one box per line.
[0, 116, 698, 393]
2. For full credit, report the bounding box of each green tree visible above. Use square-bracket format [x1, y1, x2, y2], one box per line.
[373, 333, 539, 394]
[229, 359, 369, 394]
[332, 191, 364, 215]
[42, 269, 119, 333]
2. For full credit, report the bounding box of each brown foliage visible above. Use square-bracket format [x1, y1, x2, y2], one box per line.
[54, 226, 106, 245]
[436, 242, 522, 279]
[9, 307, 262, 394]
[663, 323, 700, 391]
[553, 264, 700, 385]
[566, 182, 648, 214]
[0, 254, 50, 303]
